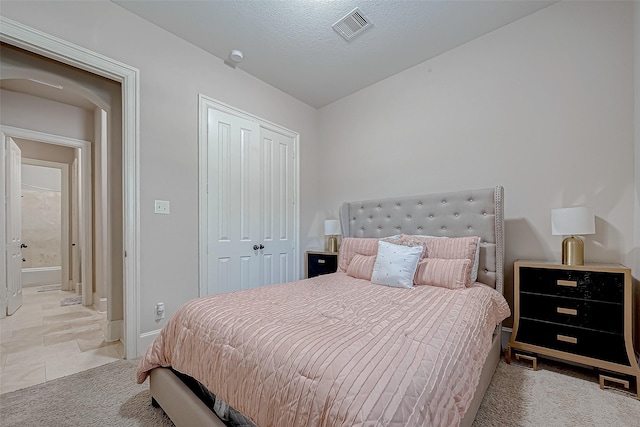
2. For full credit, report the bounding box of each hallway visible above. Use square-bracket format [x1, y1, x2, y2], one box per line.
[0, 286, 123, 394]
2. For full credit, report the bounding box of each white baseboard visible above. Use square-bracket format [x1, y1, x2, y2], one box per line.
[138, 329, 162, 357]
[105, 319, 123, 342]
[22, 266, 61, 286]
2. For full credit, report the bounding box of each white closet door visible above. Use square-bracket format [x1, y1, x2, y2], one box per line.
[207, 109, 262, 294]
[259, 127, 295, 286]
[6, 137, 22, 315]
[206, 109, 297, 294]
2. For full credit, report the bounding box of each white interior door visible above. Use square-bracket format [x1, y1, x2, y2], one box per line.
[206, 109, 297, 294]
[207, 109, 262, 294]
[259, 127, 296, 285]
[6, 137, 23, 315]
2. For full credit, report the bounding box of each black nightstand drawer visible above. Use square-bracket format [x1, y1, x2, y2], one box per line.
[516, 319, 630, 366]
[519, 267, 624, 303]
[520, 292, 623, 334]
[306, 252, 338, 278]
[509, 261, 638, 394]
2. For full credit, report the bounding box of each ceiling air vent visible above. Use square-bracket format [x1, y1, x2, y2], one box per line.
[333, 8, 372, 41]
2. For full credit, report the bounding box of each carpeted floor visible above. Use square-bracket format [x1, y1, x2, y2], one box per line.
[1, 357, 638, 426]
[472, 358, 639, 426]
[0, 359, 173, 427]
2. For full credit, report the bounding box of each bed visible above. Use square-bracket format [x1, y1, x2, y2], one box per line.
[137, 186, 509, 427]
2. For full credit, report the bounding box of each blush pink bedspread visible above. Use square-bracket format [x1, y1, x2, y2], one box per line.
[137, 272, 510, 427]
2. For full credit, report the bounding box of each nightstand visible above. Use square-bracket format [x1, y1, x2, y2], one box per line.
[508, 260, 640, 398]
[305, 251, 338, 278]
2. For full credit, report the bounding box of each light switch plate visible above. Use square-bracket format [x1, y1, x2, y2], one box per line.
[154, 200, 170, 214]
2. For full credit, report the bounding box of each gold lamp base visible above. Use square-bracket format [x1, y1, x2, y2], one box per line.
[327, 236, 338, 253]
[562, 236, 584, 265]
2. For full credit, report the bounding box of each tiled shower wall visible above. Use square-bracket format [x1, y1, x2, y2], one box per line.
[21, 187, 61, 268]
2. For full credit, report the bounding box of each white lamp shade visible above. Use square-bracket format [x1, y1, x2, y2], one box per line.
[551, 207, 595, 236]
[324, 219, 341, 236]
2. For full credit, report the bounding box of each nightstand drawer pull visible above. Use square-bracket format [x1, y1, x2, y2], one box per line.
[557, 334, 578, 344]
[317, 259, 326, 264]
[556, 279, 578, 287]
[556, 307, 578, 316]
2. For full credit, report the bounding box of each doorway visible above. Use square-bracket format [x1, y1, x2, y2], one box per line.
[0, 18, 140, 359]
[20, 159, 69, 292]
[1, 128, 93, 316]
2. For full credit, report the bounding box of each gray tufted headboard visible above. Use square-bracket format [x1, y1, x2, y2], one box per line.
[339, 186, 504, 294]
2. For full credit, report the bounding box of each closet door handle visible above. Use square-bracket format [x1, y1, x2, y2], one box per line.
[253, 244, 265, 250]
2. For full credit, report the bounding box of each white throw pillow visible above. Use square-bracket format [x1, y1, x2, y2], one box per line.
[371, 240, 422, 289]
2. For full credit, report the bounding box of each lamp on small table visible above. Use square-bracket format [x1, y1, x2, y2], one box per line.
[551, 207, 595, 266]
[324, 219, 341, 253]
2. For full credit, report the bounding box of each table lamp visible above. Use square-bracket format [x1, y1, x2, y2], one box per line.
[324, 219, 341, 253]
[551, 207, 595, 265]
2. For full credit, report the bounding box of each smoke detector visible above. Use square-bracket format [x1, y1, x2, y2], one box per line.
[229, 49, 244, 63]
[333, 8, 372, 41]
[224, 49, 244, 69]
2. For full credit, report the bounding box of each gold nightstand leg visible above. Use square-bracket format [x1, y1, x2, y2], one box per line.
[515, 353, 538, 371]
[599, 374, 639, 399]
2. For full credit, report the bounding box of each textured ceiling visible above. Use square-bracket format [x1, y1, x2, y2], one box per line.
[120, 1, 554, 108]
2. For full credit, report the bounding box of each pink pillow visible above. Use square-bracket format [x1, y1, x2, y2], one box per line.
[400, 234, 479, 282]
[338, 237, 379, 272]
[414, 258, 473, 289]
[346, 254, 376, 280]
[400, 234, 477, 259]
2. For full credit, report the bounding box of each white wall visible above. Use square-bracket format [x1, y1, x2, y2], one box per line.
[318, 1, 635, 324]
[0, 1, 320, 339]
[0, 90, 94, 141]
[22, 164, 62, 191]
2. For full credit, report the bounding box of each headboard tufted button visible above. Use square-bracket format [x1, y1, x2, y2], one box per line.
[418, 202, 423, 206]
[468, 198, 473, 202]
[468, 226, 472, 230]
[441, 226, 446, 230]
[396, 203, 401, 208]
[406, 215, 411, 219]
[441, 200, 446, 204]
[417, 227, 423, 231]
[454, 213, 459, 217]
[429, 214, 434, 218]
[377, 205, 381, 209]
[483, 212, 487, 216]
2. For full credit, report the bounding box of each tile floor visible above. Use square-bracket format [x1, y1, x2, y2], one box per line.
[0, 286, 123, 394]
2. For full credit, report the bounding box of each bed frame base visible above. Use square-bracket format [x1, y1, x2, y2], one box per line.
[149, 332, 502, 427]
[150, 366, 226, 427]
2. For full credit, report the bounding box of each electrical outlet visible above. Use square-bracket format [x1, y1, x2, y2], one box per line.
[154, 200, 170, 214]
[155, 302, 165, 320]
